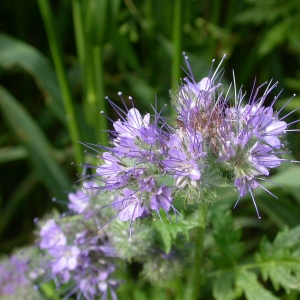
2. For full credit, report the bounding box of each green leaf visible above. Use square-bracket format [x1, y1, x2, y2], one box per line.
[274, 226, 300, 249]
[153, 212, 199, 254]
[40, 281, 61, 300]
[236, 270, 280, 300]
[234, 0, 282, 25]
[0, 33, 65, 123]
[258, 21, 289, 56]
[213, 273, 238, 300]
[256, 225, 300, 292]
[0, 86, 71, 199]
[210, 208, 244, 268]
[154, 220, 172, 254]
[0, 146, 27, 163]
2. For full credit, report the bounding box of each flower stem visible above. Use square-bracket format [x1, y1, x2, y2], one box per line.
[184, 202, 208, 300]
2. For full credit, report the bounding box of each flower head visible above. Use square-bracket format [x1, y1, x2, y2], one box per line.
[36, 211, 122, 299]
[83, 93, 177, 228]
[81, 53, 299, 223]
[169, 53, 298, 216]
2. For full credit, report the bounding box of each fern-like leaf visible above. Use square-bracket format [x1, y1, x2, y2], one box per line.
[256, 225, 300, 292]
[210, 208, 244, 268]
[153, 212, 199, 254]
[236, 270, 280, 300]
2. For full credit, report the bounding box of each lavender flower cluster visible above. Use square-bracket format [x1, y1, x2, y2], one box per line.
[0, 255, 29, 296]
[86, 53, 297, 223]
[33, 181, 120, 300]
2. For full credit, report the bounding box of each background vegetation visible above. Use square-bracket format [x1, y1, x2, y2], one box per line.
[1, 0, 300, 299]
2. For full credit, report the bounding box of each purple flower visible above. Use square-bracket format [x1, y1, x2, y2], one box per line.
[216, 82, 291, 215]
[0, 255, 30, 295]
[227, 104, 288, 149]
[84, 96, 177, 226]
[111, 107, 161, 159]
[112, 188, 151, 222]
[40, 220, 66, 249]
[82, 181, 99, 196]
[113, 107, 150, 140]
[81, 52, 299, 222]
[96, 152, 131, 189]
[171, 53, 299, 216]
[76, 266, 119, 300]
[68, 190, 89, 214]
[174, 54, 224, 134]
[248, 142, 281, 176]
[138, 176, 156, 192]
[113, 115, 163, 160]
[68, 181, 99, 215]
[150, 185, 173, 216]
[179, 76, 221, 110]
[234, 177, 260, 198]
[250, 106, 287, 148]
[37, 212, 122, 299]
[163, 131, 204, 189]
[50, 245, 80, 275]
[164, 148, 201, 188]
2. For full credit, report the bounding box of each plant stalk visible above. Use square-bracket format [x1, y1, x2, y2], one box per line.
[184, 202, 208, 299]
[171, 0, 183, 116]
[37, 0, 83, 172]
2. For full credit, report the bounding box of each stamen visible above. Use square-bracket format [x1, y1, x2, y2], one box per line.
[249, 189, 261, 219]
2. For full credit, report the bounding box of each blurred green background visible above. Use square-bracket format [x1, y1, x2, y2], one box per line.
[1, 0, 300, 259]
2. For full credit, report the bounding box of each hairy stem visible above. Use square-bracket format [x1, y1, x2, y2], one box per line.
[184, 202, 208, 299]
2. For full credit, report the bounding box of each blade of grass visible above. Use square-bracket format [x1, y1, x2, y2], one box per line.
[0, 33, 65, 123]
[0, 86, 72, 199]
[93, 45, 107, 145]
[72, 0, 86, 89]
[170, 0, 183, 118]
[171, 0, 183, 92]
[37, 0, 83, 171]
[208, 0, 222, 59]
[0, 146, 27, 163]
[72, 0, 108, 145]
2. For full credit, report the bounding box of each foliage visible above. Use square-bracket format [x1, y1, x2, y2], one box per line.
[209, 206, 300, 300]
